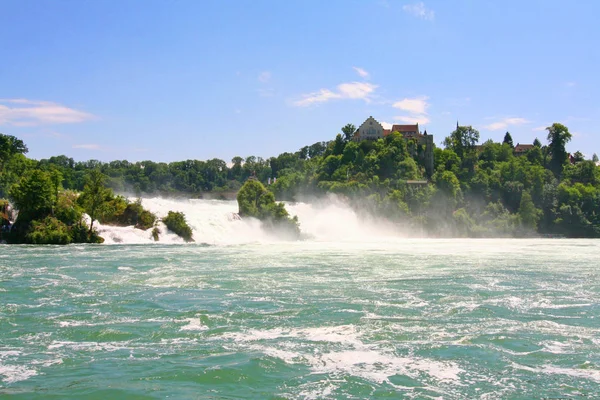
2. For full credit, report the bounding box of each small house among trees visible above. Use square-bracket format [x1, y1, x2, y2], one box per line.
[352, 116, 434, 176]
[514, 143, 535, 156]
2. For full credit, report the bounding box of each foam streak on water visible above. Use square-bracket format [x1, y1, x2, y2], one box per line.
[1, 199, 599, 399]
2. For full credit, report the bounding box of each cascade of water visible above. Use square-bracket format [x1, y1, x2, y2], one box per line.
[94, 196, 405, 245]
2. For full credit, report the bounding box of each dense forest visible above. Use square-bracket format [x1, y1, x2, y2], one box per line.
[1, 121, 599, 240]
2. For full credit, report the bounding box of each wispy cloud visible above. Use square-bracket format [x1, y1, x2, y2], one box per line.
[0, 98, 95, 127]
[258, 71, 271, 83]
[72, 144, 101, 150]
[394, 115, 431, 125]
[403, 2, 434, 20]
[353, 67, 370, 79]
[532, 125, 548, 132]
[393, 96, 429, 114]
[565, 81, 576, 88]
[483, 117, 530, 131]
[294, 82, 378, 106]
[392, 96, 430, 125]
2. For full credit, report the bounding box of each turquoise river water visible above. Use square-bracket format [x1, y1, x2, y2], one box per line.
[1, 238, 599, 399]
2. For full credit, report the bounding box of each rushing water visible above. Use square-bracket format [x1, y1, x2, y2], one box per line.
[1, 199, 599, 399]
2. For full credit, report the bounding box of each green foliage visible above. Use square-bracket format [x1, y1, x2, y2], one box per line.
[25, 216, 71, 244]
[546, 123, 572, 178]
[341, 123, 356, 142]
[237, 179, 300, 237]
[100, 197, 157, 230]
[0, 133, 28, 166]
[151, 226, 160, 241]
[518, 191, 541, 231]
[79, 169, 113, 233]
[162, 211, 194, 242]
[0, 199, 10, 227]
[1, 120, 599, 241]
[503, 132, 514, 148]
[443, 125, 480, 159]
[55, 190, 84, 226]
[9, 169, 55, 221]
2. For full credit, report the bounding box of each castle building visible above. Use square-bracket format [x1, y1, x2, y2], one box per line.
[514, 143, 534, 156]
[352, 116, 434, 177]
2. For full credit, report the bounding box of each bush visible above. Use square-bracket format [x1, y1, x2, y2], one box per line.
[151, 226, 160, 241]
[55, 190, 84, 226]
[162, 211, 194, 242]
[25, 216, 71, 244]
[120, 201, 156, 230]
[99, 197, 156, 230]
[237, 180, 300, 238]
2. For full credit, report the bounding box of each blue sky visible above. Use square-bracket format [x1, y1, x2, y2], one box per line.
[1, 0, 599, 162]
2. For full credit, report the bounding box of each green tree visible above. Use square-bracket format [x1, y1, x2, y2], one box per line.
[9, 169, 55, 221]
[0, 133, 28, 169]
[592, 153, 599, 163]
[503, 132, 514, 148]
[332, 134, 345, 155]
[341, 123, 356, 142]
[79, 169, 112, 234]
[443, 125, 480, 159]
[162, 211, 194, 242]
[518, 191, 541, 231]
[533, 138, 542, 147]
[236, 179, 299, 236]
[435, 170, 462, 202]
[572, 151, 585, 163]
[546, 123, 572, 178]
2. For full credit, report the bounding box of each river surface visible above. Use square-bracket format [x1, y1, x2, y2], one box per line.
[1, 200, 599, 399]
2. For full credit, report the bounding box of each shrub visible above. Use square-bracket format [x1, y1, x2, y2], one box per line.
[237, 180, 300, 238]
[99, 197, 156, 230]
[162, 211, 194, 242]
[55, 190, 84, 226]
[151, 226, 160, 241]
[25, 216, 71, 244]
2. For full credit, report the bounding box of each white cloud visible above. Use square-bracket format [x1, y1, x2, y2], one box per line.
[483, 117, 530, 131]
[294, 89, 341, 106]
[392, 96, 430, 125]
[258, 71, 271, 83]
[394, 115, 431, 125]
[403, 2, 434, 20]
[532, 125, 547, 132]
[337, 82, 377, 99]
[353, 67, 370, 78]
[0, 98, 95, 126]
[380, 121, 393, 130]
[565, 81, 576, 88]
[72, 144, 101, 150]
[393, 96, 429, 114]
[294, 82, 377, 107]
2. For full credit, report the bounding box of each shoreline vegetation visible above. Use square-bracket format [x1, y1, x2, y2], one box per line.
[1, 121, 599, 244]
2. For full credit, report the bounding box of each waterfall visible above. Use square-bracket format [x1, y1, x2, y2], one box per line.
[95, 196, 405, 245]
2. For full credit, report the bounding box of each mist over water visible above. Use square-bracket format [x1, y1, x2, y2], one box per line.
[96, 197, 405, 245]
[1, 198, 599, 399]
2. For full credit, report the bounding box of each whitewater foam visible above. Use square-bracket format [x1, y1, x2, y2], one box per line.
[94, 196, 410, 245]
